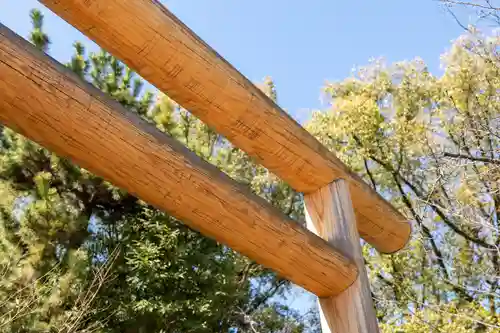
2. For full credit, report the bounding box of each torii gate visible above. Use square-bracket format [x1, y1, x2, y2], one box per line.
[0, 1, 411, 332]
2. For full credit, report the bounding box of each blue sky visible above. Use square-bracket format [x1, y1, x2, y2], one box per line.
[1, 0, 467, 123]
[0, 0, 471, 314]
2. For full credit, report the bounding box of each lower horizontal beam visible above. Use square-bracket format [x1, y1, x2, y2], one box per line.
[0, 25, 358, 297]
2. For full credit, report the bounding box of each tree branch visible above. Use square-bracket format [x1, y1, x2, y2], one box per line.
[444, 152, 500, 165]
[439, 0, 500, 11]
[248, 279, 288, 314]
[363, 157, 378, 191]
[368, 154, 496, 249]
[392, 174, 474, 302]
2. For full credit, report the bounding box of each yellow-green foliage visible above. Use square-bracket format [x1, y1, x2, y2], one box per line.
[307, 28, 499, 331]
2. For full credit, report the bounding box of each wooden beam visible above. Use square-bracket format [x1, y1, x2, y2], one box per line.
[39, 0, 411, 253]
[305, 180, 379, 332]
[0, 24, 357, 297]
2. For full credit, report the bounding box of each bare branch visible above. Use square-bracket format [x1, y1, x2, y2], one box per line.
[444, 152, 500, 165]
[439, 0, 500, 11]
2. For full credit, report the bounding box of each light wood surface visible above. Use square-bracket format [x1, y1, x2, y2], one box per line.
[38, 0, 411, 253]
[305, 180, 379, 332]
[0, 25, 358, 297]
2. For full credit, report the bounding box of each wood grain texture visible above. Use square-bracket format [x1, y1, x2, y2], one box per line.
[38, 0, 411, 253]
[0, 25, 357, 297]
[305, 180, 379, 332]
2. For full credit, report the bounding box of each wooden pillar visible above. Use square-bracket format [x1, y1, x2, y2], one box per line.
[304, 179, 379, 333]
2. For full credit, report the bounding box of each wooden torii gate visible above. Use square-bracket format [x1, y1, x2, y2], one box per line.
[0, 1, 411, 332]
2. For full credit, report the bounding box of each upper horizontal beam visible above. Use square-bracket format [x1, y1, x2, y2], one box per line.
[0, 24, 357, 297]
[39, 0, 410, 253]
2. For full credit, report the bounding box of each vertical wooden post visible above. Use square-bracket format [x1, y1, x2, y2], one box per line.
[304, 179, 379, 333]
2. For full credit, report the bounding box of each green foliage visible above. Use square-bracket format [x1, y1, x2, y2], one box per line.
[28, 9, 49, 52]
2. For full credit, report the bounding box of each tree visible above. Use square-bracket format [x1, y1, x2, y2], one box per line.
[0, 9, 314, 333]
[306, 27, 499, 332]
